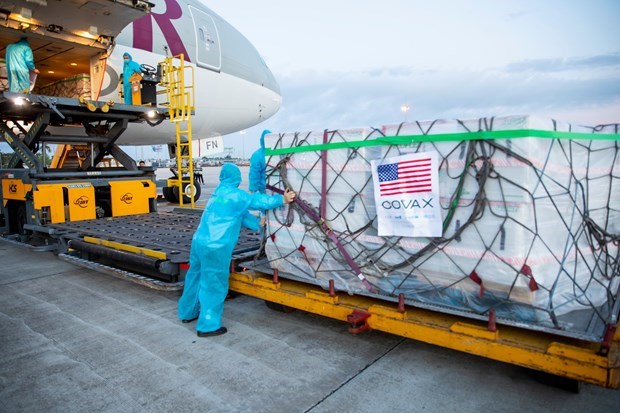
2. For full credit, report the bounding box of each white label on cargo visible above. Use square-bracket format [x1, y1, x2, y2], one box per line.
[371, 151, 443, 238]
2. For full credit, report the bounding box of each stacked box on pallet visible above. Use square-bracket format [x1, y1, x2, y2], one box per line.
[263, 115, 620, 341]
[34, 74, 91, 99]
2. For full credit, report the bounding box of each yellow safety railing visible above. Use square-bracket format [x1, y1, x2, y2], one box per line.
[159, 54, 196, 208]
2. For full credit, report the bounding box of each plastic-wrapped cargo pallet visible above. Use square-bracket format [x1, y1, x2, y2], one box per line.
[261, 115, 620, 342]
[34, 74, 91, 99]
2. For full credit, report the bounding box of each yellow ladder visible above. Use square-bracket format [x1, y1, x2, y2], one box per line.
[50, 144, 88, 168]
[159, 54, 196, 208]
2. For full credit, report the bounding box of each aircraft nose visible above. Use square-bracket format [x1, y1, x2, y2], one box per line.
[259, 87, 282, 121]
[244, 48, 281, 121]
[217, 15, 282, 120]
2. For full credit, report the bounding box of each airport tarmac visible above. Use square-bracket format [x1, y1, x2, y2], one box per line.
[1, 166, 619, 412]
[2, 243, 620, 412]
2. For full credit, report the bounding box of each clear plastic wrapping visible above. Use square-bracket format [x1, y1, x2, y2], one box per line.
[262, 115, 620, 341]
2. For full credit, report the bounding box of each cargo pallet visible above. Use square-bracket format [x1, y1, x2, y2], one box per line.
[229, 269, 620, 389]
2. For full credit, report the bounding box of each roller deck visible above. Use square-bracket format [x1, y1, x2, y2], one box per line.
[45, 209, 262, 287]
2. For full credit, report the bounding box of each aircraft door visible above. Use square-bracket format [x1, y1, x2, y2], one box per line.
[188, 6, 221, 71]
[90, 55, 107, 100]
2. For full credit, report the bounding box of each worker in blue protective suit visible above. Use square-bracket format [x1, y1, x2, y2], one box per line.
[178, 163, 296, 337]
[122, 52, 142, 104]
[248, 129, 270, 194]
[5, 37, 39, 93]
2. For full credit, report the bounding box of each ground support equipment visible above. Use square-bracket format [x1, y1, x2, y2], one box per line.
[0, 91, 167, 237]
[47, 209, 261, 286]
[228, 269, 620, 389]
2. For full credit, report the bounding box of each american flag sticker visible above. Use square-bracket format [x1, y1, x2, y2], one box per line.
[377, 157, 432, 196]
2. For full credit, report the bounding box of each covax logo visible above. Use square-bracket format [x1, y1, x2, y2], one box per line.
[121, 193, 134, 204]
[74, 196, 89, 208]
[381, 198, 434, 209]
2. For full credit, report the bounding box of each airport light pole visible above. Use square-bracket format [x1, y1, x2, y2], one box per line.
[401, 104, 410, 122]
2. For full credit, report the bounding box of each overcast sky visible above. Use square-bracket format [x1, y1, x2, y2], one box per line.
[208, 0, 620, 157]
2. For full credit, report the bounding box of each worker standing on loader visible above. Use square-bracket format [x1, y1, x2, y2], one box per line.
[5, 37, 39, 93]
[178, 163, 296, 337]
[122, 52, 141, 104]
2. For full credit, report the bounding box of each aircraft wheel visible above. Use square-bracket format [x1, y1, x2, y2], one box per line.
[162, 186, 178, 203]
[173, 182, 201, 204]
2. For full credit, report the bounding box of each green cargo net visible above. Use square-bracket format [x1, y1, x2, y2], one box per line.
[265, 127, 620, 156]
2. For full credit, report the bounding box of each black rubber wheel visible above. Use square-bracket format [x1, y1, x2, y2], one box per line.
[173, 182, 201, 204]
[15, 204, 31, 236]
[162, 186, 178, 203]
[264, 300, 295, 313]
[7, 204, 19, 234]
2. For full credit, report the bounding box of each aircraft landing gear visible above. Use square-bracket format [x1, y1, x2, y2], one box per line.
[162, 182, 201, 204]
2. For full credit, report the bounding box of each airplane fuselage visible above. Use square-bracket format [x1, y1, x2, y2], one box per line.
[101, 0, 281, 145]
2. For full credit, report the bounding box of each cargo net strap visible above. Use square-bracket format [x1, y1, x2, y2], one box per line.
[262, 118, 620, 341]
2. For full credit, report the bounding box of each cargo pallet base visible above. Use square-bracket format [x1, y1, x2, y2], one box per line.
[229, 269, 620, 389]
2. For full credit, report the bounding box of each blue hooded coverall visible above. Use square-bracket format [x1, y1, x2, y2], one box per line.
[248, 129, 271, 194]
[178, 163, 285, 333]
[122, 52, 142, 104]
[5, 38, 35, 93]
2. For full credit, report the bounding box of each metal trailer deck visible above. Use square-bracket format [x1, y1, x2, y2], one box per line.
[228, 269, 620, 390]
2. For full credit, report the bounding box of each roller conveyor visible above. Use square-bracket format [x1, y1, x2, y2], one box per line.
[47, 210, 261, 284]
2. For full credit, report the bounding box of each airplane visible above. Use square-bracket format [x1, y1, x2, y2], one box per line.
[0, 0, 282, 145]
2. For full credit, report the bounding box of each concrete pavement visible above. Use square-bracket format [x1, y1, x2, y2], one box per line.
[0, 242, 619, 412]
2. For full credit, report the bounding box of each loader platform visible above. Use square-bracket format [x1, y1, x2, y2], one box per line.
[30, 208, 260, 290]
[44, 210, 262, 288]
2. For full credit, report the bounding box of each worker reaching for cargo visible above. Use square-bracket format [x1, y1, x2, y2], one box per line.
[248, 129, 270, 194]
[122, 52, 142, 104]
[178, 163, 296, 337]
[5, 37, 39, 93]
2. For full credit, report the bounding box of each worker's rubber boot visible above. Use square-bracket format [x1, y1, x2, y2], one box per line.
[197, 327, 227, 337]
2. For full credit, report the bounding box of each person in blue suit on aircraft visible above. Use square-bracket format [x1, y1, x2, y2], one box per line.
[178, 163, 296, 337]
[5, 37, 39, 93]
[122, 52, 142, 104]
[248, 129, 270, 194]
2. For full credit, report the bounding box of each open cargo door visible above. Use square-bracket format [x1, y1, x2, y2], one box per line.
[0, 0, 152, 99]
